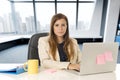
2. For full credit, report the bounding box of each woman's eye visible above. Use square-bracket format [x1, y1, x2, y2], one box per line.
[55, 24, 59, 26]
[62, 24, 65, 26]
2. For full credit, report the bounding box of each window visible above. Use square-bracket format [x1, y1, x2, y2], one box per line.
[78, 3, 95, 30]
[9, 0, 33, 1]
[0, 0, 12, 33]
[57, 3, 76, 31]
[0, 0, 96, 35]
[14, 3, 34, 34]
[36, 3, 55, 32]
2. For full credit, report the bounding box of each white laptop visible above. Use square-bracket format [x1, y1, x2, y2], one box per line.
[67, 42, 119, 75]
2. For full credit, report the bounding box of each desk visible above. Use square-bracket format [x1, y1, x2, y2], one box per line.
[0, 64, 120, 80]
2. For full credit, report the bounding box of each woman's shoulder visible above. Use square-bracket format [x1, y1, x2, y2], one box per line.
[39, 36, 49, 39]
[38, 36, 49, 42]
[70, 37, 77, 43]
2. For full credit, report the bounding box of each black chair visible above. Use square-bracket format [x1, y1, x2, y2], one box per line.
[28, 33, 48, 66]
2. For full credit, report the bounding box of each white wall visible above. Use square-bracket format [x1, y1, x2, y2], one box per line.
[103, 0, 120, 42]
[89, 0, 103, 37]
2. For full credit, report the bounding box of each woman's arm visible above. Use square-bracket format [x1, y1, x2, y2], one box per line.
[67, 63, 80, 71]
[72, 38, 82, 64]
[67, 39, 82, 71]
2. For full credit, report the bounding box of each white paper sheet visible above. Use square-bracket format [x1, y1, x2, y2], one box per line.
[0, 63, 24, 71]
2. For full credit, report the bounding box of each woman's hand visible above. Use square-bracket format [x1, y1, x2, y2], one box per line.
[68, 63, 80, 71]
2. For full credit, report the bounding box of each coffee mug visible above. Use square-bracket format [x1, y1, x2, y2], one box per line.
[24, 59, 39, 74]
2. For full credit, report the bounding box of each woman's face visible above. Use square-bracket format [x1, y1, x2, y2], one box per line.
[53, 19, 67, 38]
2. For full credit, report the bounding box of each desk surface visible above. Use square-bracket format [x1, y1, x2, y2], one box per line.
[0, 64, 120, 80]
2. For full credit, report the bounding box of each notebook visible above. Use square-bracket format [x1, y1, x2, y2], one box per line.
[67, 42, 119, 75]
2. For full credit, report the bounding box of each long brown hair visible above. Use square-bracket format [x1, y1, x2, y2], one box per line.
[49, 13, 74, 61]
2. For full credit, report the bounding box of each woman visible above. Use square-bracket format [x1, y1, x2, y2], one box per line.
[38, 13, 82, 71]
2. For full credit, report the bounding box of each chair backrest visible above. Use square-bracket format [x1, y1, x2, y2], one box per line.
[28, 33, 48, 65]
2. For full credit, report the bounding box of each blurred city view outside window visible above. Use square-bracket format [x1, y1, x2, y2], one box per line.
[36, 3, 55, 33]
[57, 3, 76, 31]
[14, 3, 34, 34]
[0, 0, 13, 34]
[0, 0, 95, 35]
[78, 3, 95, 30]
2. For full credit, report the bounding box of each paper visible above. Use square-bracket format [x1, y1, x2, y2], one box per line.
[44, 69, 57, 73]
[0, 63, 23, 71]
[104, 51, 113, 61]
[96, 54, 105, 64]
[0, 63, 25, 74]
[96, 51, 113, 65]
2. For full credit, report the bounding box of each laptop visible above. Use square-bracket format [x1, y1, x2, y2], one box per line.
[67, 42, 119, 75]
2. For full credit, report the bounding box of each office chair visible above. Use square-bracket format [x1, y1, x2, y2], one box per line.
[28, 33, 48, 66]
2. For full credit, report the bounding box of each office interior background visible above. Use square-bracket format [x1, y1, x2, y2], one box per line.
[0, 0, 120, 63]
